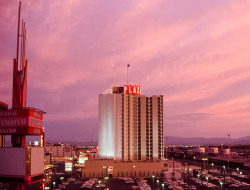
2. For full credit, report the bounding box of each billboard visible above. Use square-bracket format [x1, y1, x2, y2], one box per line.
[0, 108, 43, 135]
[65, 162, 73, 172]
[107, 166, 113, 174]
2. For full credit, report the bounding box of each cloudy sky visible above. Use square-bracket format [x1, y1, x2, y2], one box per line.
[1, 0, 250, 142]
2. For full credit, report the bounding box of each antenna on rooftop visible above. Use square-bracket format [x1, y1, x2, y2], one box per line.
[21, 19, 26, 70]
[16, 1, 27, 71]
[127, 64, 130, 84]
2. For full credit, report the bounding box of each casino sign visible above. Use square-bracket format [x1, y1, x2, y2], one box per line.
[0, 108, 44, 135]
[123, 85, 141, 95]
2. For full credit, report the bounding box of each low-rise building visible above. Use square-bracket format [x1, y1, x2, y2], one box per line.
[83, 160, 164, 178]
[44, 143, 75, 162]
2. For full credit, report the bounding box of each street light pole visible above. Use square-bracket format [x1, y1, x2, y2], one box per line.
[197, 174, 200, 189]
[237, 168, 239, 182]
[103, 165, 107, 178]
[152, 175, 155, 190]
[98, 180, 101, 188]
[240, 171, 242, 185]
[161, 183, 164, 190]
[220, 182, 223, 189]
[187, 163, 190, 189]
[223, 166, 226, 184]
[132, 165, 135, 177]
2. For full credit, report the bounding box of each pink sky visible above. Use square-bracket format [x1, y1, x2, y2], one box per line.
[1, 0, 250, 141]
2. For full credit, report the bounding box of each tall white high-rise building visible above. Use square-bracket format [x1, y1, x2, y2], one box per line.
[98, 85, 164, 161]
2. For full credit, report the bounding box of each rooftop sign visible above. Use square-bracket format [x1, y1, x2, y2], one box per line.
[0, 108, 43, 135]
[123, 85, 141, 95]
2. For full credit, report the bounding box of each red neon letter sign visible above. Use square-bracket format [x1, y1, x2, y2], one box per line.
[123, 85, 141, 95]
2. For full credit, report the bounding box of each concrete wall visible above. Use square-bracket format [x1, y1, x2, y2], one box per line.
[0, 148, 26, 176]
[31, 147, 44, 175]
[114, 94, 122, 161]
[0, 147, 44, 176]
[98, 94, 115, 159]
[140, 96, 146, 161]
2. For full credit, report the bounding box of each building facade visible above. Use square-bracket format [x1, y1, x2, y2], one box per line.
[83, 160, 164, 178]
[98, 85, 164, 161]
[44, 143, 75, 158]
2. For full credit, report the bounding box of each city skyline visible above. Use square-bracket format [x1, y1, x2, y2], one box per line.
[1, 0, 250, 141]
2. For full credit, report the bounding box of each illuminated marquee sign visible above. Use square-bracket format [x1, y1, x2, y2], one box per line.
[65, 162, 73, 172]
[123, 85, 141, 95]
[0, 128, 17, 134]
[0, 108, 43, 135]
[78, 156, 88, 164]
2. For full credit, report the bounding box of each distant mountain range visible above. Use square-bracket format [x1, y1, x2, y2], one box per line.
[166, 136, 250, 145]
[45, 141, 98, 146]
[29, 136, 250, 146]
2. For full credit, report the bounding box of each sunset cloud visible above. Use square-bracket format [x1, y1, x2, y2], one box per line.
[1, 0, 250, 141]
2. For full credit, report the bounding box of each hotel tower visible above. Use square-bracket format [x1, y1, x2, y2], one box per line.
[98, 85, 164, 161]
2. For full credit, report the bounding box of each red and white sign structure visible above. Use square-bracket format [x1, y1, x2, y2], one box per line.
[0, 108, 43, 135]
[123, 85, 141, 95]
[107, 166, 113, 174]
